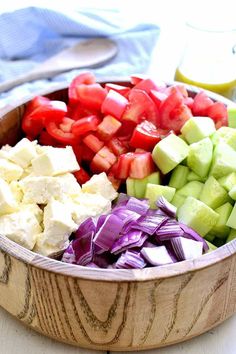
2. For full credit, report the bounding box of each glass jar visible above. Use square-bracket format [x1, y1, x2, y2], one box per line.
[174, 21, 236, 100]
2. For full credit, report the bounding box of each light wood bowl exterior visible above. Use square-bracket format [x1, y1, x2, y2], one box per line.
[0, 81, 236, 351]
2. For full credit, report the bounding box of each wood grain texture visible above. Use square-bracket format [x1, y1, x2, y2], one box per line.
[0, 82, 236, 351]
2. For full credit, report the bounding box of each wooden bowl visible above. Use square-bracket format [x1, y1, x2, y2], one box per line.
[0, 81, 236, 352]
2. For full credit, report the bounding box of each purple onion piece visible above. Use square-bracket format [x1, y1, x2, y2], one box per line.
[115, 250, 146, 269]
[75, 217, 96, 239]
[179, 223, 209, 252]
[133, 214, 168, 235]
[61, 242, 76, 264]
[111, 230, 148, 255]
[156, 196, 177, 218]
[170, 237, 203, 261]
[156, 219, 185, 241]
[93, 214, 124, 251]
[116, 193, 130, 206]
[126, 197, 150, 215]
[73, 231, 94, 266]
[141, 246, 175, 266]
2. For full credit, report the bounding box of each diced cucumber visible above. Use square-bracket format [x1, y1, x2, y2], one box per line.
[205, 234, 215, 242]
[229, 186, 236, 200]
[211, 126, 236, 150]
[227, 105, 236, 129]
[152, 134, 189, 174]
[181, 117, 216, 144]
[177, 196, 219, 237]
[187, 171, 205, 182]
[209, 202, 233, 239]
[126, 172, 161, 199]
[226, 203, 236, 229]
[145, 183, 175, 209]
[126, 178, 135, 197]
[169, 165, 189, 189]
[171, 192, 186, 208]
[187, 137, 213, 178]
[206, 240, 217, 251]
[226, 229, 236, 243]
[200, 176, 229, 209]
[178, 181, 203, 199]
[209, 142, 236, 179]
[218, 172, 236, 192]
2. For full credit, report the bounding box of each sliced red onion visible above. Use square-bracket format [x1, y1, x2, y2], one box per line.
[61, 242, 76, 264]
[86, 262, 100, 268]
[116, 193, 130, 206]
[93, 252, 117, 268]
[170, 237, 203, 261]
[141, 246, 175, 266]
[96, 214, 107, 232]
[134, 214, 168, 235]
[111, 230, 148, 255]
[75, 217, 96, 239]
[73, 231, 94, 266]
[126, 197, 149, 215]
[179, 223, 209, 252]
[156, 219, 184, 241]
[115, 250, 146, 269]
[93, 214, 124, 252]
[156, 196, 177, 217]
[112, 207, 141, 224]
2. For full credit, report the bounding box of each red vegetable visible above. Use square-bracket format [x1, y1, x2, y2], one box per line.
[101, 89, 128, 120]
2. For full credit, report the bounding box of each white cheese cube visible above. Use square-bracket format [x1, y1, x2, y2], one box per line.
[32, 146, 80, 176]
[20, 165, 34, 180]
[8, 138, 38, 168]
[20, 204, 43, 224]
[82, 172, 118, 201]
[71, 193, 111, 224]
[0, 208, 42, 249]
[0, 159, 23, 182]
[43, 198, 77, 246]
[0, 178, 18, 215]
[34, 233, 69, 256]
[9, 181, 23, 203]
[20, 173, 81, 204]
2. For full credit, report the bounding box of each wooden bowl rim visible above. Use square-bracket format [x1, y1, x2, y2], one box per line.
[0, 79, 235, 282]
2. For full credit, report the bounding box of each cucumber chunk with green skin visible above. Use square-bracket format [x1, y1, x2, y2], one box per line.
[187, 171, 206, 182]
[145, 183, 175, 209]
[209, 202, 233, 239]
[209, 142, 236, 179]
[226, 229, 236, 243]
[200, 176, 230, 209]
[177, 196, 219, 237]
[211, 126, 236, 150]
[204, 234, 215, 242]
[227, 105, 236, 129]
[169, 165, 189, 189]
[229, 186, 236, 200]
[171, 192, 186, 208]
[152, 134, 189, 174]
[187, 137, 213, 178]
[218, 172, 236, 192]
[126, 172, 161, 199]
[180, 116, 216, 144]
[126, 178, 135, 197]
[178, 181, 203, 199]
[226, 203, 236, 229]
[206, 240, 217, 251]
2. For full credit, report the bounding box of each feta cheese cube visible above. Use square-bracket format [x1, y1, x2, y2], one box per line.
[0, 208, 42, 249]
[82, 172, 118, 201]
[20, 203, 43, 224]
[0, 178, 18, 215]
[20, 173, 81, 204]
[32, 146, 80, 176]
[8, 138, 38, 168]
[9, 181, 23, 203]
[0, 159, 23, 182]
[34, 233, 69, 256]
[43, 198, 77, 245]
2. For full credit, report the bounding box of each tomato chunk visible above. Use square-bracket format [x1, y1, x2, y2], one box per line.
[101, 89, 128, 120]
[72, 115, 100, 137]
[46, 117, 78, 145]
[122, 89, 160, 126]
[74, 168, 90, 185]
[115, 153, 135, 179]
[130, 120, 169, 150]
[129, 152, 155, 179]
[169, 104, 192, 133]
[134, 78, 166, 94]
[105, 83, 131, 97]
[206, 102, 228, 127]
[83, 134, 104, 153]
[107, 137, 129, 156]
[150, 90, 167, 109]
[90, 146, 117, 173]
[69, 72, 96, 105]
[192, 91, 214, 116]
[74, 83, 107, 110]
[97, 115, 122, 141]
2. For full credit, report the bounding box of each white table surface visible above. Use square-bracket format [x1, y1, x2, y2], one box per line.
[1, 1, 236, 353]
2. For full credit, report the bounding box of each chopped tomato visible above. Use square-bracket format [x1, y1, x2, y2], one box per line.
[150, 90, 168, 109]
[169, 104, 192, 133]
[159, 87, 185, 132]
[107, 163, 121, 190]
[83, 134, 104, 153]
[105, 83, 131, 97]
[38, 130, 62, 146]
[130, 74, 148, 85]
[24, 96, 50, 116]
[107, 137, 129, 156]
[122, 89, 160, 127]
[74, 168, 90, 185]
[72, 115, 100, 137]
[97, 115, 122, 141]
[192, 91, 214, 116]
[74, 83, 107, 110]
[68, 72, 96, 105]
[117, 120, 136, 140]
[129, 152, 155, 179]
[130, 120, 169, 150]
[115, 153, 135, 179]
[134, 78, 166, 94]
[72, 144, 83, 163]
[68, 104, 99, 120]
[183, 96, 194, 109]
[80, 143, 95, 162]
[165, 84, 188, 98]
[46, 117, 78, 145]
[90, 146, 117, 173]
[206, 102, 228, 127]
[101, 89, 128, 120]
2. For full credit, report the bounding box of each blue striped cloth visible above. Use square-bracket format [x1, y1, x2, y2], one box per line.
[0, 6, 160, 108]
